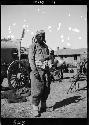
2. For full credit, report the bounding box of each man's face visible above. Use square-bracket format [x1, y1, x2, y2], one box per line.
[37, 36, 42, 43]
[36, 35, 44, 43]
[35, 31, 46, 44]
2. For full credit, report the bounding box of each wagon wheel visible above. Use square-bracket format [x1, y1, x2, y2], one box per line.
[53, 70, 61, 80]
[57, 71, 61, 79]
[83, 61, 87, 76]
[7, 60, 30, 90]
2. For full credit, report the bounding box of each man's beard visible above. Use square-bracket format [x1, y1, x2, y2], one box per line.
[39, 40, 46, 46]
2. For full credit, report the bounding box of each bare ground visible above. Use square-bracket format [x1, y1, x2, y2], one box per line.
[1, 73, 87, 118]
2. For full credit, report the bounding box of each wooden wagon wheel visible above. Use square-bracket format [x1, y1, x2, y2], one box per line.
[7, 60, 30, 90]
[67, 59, 87, 94]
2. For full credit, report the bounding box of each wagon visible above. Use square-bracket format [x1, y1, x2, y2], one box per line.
[1, 40, 31, 90]
[67, 56, 87, 94]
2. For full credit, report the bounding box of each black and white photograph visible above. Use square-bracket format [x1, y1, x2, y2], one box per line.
[1, 5, 87, 119]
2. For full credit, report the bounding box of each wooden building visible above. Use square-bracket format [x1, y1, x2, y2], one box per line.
[54, 47, 87, 67]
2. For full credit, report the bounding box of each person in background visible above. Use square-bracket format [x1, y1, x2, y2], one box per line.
[49, 50, 64, 80]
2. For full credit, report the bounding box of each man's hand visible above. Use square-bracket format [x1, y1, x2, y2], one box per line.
[33, 69, 40, 79]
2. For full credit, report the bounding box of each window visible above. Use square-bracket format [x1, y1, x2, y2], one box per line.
[74, 55, 77, 60]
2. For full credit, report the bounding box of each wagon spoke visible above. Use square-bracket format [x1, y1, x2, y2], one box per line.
[11, 79, 17, 88]
[10, 74, 17, 80]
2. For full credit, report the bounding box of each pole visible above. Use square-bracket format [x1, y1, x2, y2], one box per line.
[18, 28, 25, 68]
[18, 38, 22, 68]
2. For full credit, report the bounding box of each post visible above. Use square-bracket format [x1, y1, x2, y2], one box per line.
[18, 39, 22, 68]
[18, 28, 25, 62]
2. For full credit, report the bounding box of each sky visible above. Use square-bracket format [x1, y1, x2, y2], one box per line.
[1, 5, 87, 50]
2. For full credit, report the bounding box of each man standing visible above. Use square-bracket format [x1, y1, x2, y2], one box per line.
[49, 50, 63, 80]
[29, 30, 51, 117]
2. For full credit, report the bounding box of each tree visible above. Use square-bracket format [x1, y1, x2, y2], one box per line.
[1, 37, 11, 42]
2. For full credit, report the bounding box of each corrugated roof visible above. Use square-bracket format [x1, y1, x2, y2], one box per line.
[1, 40, 20, 49]
[54, 48, 87, 56]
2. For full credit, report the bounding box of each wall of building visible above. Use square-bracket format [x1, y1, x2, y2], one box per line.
[55, 55, 81, 66]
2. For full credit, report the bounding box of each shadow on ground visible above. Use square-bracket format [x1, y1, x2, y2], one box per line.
[1, 88, 31, 103]
[48, 95, 84, 111]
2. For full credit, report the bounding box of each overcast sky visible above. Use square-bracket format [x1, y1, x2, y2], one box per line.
[1, 5, 87, 50]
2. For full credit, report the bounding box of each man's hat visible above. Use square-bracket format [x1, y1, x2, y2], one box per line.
[50, 50, 54, 55]
[35, 30, 45, 38]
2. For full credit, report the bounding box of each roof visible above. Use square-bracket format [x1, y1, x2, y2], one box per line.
[54, 48, 87, 56]
[1, 40, 20, 49]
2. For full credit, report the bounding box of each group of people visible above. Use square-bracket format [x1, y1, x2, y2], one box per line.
[28, 30, 63, 117]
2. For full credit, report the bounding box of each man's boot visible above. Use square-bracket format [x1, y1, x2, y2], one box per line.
[40, 101, 46, 113]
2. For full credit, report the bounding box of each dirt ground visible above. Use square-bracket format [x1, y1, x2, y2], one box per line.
[1, 73, 87, 118]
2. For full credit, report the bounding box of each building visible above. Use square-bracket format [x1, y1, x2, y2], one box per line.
[54, 47, 87, 67]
